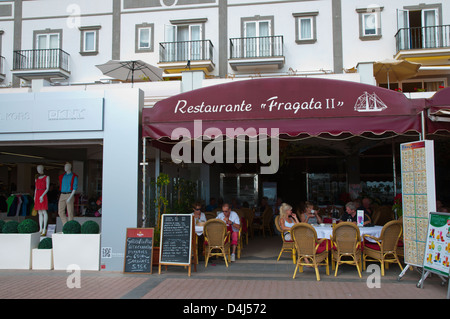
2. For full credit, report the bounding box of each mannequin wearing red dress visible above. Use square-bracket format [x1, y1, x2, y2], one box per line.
[34, 165, 50, 236]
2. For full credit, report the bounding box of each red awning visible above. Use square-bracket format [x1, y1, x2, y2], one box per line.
[426, 87, 450, 134]
[143, 78, 423, 140]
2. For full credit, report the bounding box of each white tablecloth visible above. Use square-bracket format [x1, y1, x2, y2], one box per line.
[313, 224, 382, 241]
[195, 226, 204, 236]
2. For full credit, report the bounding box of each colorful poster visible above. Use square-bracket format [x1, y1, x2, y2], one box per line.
[400, 140, 436, 267]
[423, 212, 450, 277]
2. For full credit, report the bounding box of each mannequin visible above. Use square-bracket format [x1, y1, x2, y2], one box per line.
[34, 165, 49, 236]
[58, 162, 78, 225]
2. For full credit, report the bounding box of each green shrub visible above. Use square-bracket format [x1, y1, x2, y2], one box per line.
[62, 220, 81, 234]
[38, 237, 52, 249]
[0, 220, 5, 233]
[81, 220, 100, 234]
[2, 220, 19, 234]
[18, 219, 39, 234]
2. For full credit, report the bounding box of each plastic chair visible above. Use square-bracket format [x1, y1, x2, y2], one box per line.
[274, 215, 296, 264]
[363, 220, 403, 276]
[204, 219, 230, 267]
[291, 223, 329, 281]
[331, 222, 362, 277]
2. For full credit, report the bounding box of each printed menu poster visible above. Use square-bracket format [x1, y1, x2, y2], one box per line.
[423, 212, 450, 277]
[400, 140, 436, 267]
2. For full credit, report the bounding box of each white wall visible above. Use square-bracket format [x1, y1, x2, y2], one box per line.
[101, 87, 143, 271]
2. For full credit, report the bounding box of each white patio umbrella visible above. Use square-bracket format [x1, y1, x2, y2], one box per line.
[96, 60, 163, 87]
[373, 59, 421, 89]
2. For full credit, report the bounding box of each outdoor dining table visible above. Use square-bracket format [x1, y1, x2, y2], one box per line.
[195, 225, 204, 236]
[313, 224, 383, 242]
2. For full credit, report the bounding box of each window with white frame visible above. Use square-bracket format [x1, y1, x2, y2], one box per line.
[293, 12, 318, 44]
[362, 13, 377, 35]
[79, 26, 100, 55]
[299, 17, 313, 40]
[136, 23, 154, 53]
[356, 7, 383, 40]
[165, 19, 206, 61]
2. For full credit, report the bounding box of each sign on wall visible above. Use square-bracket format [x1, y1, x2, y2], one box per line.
[0, 95, 104, 133]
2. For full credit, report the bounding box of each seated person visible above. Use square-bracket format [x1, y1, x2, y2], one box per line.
[216, 203, 241, 262]
[192, 202, 207, 225]
[279, 203, 299, 241]
[300, 201, 322, 224]
[206, 197, 218, 212]
[340, 201, 370, 226]
[356, 197, 372, 218]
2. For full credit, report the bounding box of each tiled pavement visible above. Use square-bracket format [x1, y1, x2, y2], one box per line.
[0, 236, 448, 302]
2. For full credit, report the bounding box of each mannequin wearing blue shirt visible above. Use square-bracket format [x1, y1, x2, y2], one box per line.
[58, 162, 78, 225]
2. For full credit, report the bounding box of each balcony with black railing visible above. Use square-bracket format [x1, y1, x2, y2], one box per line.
[395, 25, 450, 52]
[12, 49, 70, 81]
[158, 40, 215, 76]
[229, 35, 285, 71]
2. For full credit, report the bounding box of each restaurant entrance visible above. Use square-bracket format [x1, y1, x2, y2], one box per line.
[142, 78, 450, 247]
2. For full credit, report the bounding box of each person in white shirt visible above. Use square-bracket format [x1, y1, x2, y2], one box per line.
[192, 202, 207, 225]
[216, 203, 241, 261]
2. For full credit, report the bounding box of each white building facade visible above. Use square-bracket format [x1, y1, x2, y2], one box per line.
[0, 0, 448, 86]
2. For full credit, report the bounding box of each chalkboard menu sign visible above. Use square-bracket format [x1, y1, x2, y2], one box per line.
[123, 228, 154, 274]
[159, 214, 193, 266]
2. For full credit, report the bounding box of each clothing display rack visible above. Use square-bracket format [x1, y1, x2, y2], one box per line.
[6, 193, 34, 217]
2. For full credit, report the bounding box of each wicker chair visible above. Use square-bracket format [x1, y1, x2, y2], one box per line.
[374, 205, 394, 226]
[274, 216, 296, 264]
[205, 211, 217, 220]
[396, 217, 404, 259]
[253, 207, 273, 237]
[243, 208, 255, 241]
[291, 223, 329, 281]
[331, 222, 362, 277]
[363, 220, 403, 276]
[204, 219, 231, 267]
[239, 207, 253, 245]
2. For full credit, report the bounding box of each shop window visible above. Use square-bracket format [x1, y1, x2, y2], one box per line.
[293, 12, 318, 44]
[79, 26, 100, 56]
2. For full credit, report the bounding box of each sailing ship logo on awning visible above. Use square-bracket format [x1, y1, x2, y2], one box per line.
[354, 92, 388, 112]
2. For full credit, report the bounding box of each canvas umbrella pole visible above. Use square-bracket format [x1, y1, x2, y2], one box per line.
[387, 69, 390, 90]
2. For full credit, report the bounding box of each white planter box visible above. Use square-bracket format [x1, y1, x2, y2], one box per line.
[32, 248, 53, 270]
[0, 232, 41, 269]
[52, 233, 101, 271]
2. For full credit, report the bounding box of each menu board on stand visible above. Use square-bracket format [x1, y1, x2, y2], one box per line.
[398, 140, 436, 280]
[418, 212, 450, 299]
[123, 228, 154, 274]
[158, 214, 196, 276]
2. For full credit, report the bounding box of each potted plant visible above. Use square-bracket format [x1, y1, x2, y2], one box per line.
[52, 220, 101, 271]
[393, 193, 402, 219]
[0, 219, 41, 269]
[32, 237, 53, 270]
[151, 173, 170, 265]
